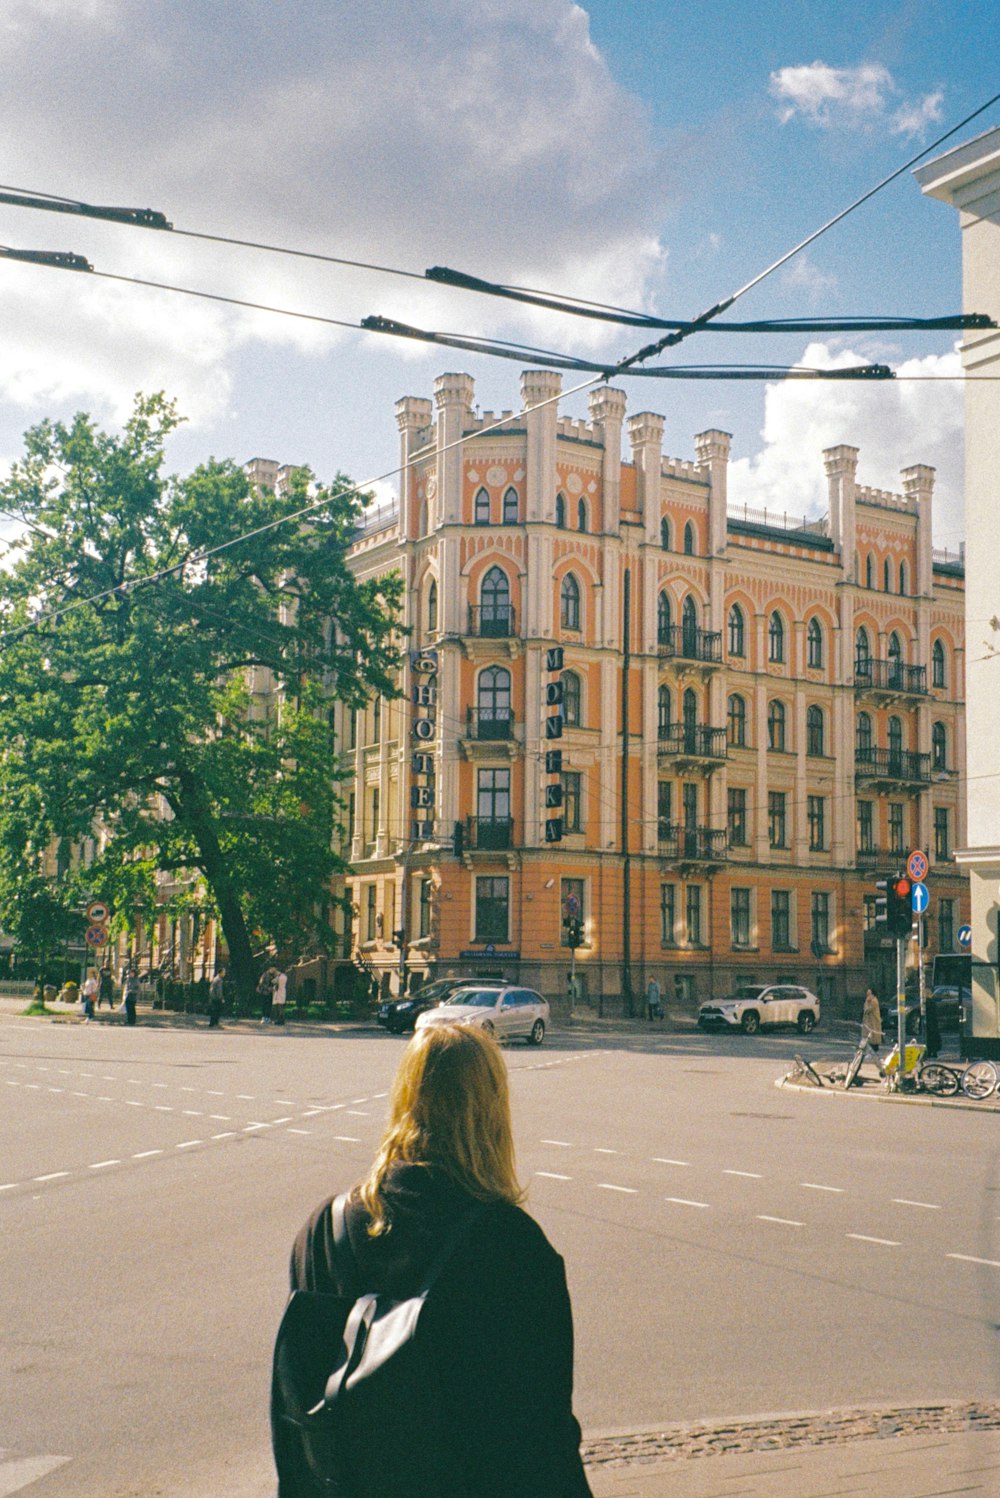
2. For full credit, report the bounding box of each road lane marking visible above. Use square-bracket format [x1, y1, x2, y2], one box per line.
[47, 1088, 64, 1094]
[801, 1183, 845, 1193]
[212, 1132, 237, 1140]
[132, 1150, 163, 1159]
[33, 1173, 68, 1182]
[595, 1148, 618, 1155]
[237, 1094, 255, 1100]
[598, 1183, 637, 1193]
[154, 1105, 174, 1112]
[653, 1158, 691, 1167]
[541, 1139, 573, 1147]
[180, 1086, 196, 1092]
[209, 1114, 231, 1121]
[302, 1109, 323, 1117]
[243, 1123, 268, 1131]
[275, 1099, 295, 1105]
[0, 1450, 71, 1492]
[333, 1135, 361, 1143]
[947, 1253, 1000, 1268]
[666, 1197, 710, 1209]
[287, 1129, 311, 1135]
[723, 1169, 763, 1178]
[758, 1215, 803, 1227]
[207, 1090, 224, 1096]
[153, 1082, 168, 1088]
[372, 1091, 388, 1099]
[270, 1117, 293, 1125]
[893, 1198, 942, 1210]
[847, 1234, 899, 1247]
[0, 1184, 16, 1192]
[181, 1109, 203, 1116]
[89, 1160, 120, 1170]
[124, 1100, 144, 1107]
[535, 1171, 572, 1181]
[176, 1140, 202, 1149]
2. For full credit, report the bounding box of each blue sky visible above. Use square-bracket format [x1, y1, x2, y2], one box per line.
[0, 0, 997, 550]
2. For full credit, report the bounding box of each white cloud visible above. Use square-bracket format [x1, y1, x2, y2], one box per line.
[728, 342, 964, 547]
[780, 253, 838, 302]
[770, 60, 943, 139]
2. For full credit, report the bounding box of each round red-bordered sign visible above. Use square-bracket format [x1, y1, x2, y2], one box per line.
[906, 850, 928, 882]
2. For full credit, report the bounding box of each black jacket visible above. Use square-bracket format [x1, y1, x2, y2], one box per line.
[283, 1164, 592, 1498]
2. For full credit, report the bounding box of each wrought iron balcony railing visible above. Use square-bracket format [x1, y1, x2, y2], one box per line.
[465, 706, 514, 741]
[657, 823, 728, 863]
[657, 724, 727, 761]
[657, 624, 723, 664]
[855, 747, 931, 784]
[465, 815, 515, 851]
[467, 604, 517, 639]
[854, 658, 928, 696]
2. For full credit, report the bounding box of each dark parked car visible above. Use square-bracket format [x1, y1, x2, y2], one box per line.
[377, 978, 470, 1035]
[886, 986, 969, 1036]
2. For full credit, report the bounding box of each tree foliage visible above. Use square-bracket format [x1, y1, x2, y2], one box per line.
[0, 395, 401, 997]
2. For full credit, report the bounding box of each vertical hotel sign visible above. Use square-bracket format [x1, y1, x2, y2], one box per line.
[544, 647, 564, 841]
[410, 649, 438, 841]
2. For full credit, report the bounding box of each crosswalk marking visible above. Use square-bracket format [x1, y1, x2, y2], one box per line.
[0, 1450, 70, 1496]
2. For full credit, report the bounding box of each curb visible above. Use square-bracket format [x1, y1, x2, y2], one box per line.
[777, 1068, 1000, 1114]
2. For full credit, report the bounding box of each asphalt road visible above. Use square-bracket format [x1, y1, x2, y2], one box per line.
[3, 1013, 1000, 1496]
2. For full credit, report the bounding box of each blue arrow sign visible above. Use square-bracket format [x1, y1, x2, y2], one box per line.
[958, 924, 972, 947]
[910, 882, 929, 914]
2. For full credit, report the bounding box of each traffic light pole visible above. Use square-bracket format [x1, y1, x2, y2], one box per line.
[896, 934, 911, 1090]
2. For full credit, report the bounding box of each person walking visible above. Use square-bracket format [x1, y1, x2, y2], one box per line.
[257, 966, 276, 1024]
[98, 965, 115, 1010]
[645, 975, 663, 1021]
[80, 970, 97, 1022]
[122, 967, 139, 1027]
[209, 967, 225, 1028]
[273, 1023, 592, 1497]
[862, 987, 882, 1053]
[270, 968, 287, 1027]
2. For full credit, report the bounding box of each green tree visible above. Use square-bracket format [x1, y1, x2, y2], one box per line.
[0, 395, 401, 1001]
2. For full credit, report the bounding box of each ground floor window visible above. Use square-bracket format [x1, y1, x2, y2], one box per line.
[811, 891, 831, 954]
[731, 888, 751, 948]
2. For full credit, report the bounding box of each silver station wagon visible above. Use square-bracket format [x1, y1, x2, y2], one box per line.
[415, 984, 549, 1045]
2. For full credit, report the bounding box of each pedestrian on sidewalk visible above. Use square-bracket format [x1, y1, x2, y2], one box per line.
[122, 967, 139, 1026]
[209, 967, 225, 1028]
[862, 987, 882, 1052]
[80, 970, 97, 1022]
[274, 1023, 592, 1497]
[98, 965, 115, 1009]
[257, 965, 276, 1024]
[270, 968, 287, 1027]
[645, 975, 663, 1021]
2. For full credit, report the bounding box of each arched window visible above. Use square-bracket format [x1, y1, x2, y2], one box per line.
[683, 521, 695, 555]
[727, 693, 746, 748]
[887, 716, 903, 770]
[768, 610, 785, 663]
[888, 631, 903, 686]
[883, 558, 891, 591]
[767, 698, 786, 751]
[426, 578, 438, 635]
[806, 704, 824, 757]
[480, 564, 511, 636]
[560, 573, 581, 630]
[657, 590, 672, 646]
[555, 493, 566, 529]
[561, 670, 581, 727]
[932, 639, 946, 689]
[660, 516, 671, 550]
[727, 603, 745, 658]
[681, 595, 698, 655]
[477, 665, 511, 734]
[577, 498, 587, 532]
[806, 617, 823, 669]
[682, 687, 698, 748]
[855, 627, 871, 667]
[898, 560, 907, 596]
[474, 486, 490, 525]
[856, 711, 873, 758]
[657, 684, 672, 739]
[865, 554, 874, 589]
[932, 721, 947, 771]
[502, 486, 518, 524]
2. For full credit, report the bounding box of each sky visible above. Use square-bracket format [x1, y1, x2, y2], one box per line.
[0, 0, 997, 553]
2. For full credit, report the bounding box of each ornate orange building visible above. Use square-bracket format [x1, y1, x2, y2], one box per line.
[329, 370, 967, 1018]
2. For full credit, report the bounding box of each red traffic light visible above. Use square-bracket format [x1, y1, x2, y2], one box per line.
[893, 877, 911, 898]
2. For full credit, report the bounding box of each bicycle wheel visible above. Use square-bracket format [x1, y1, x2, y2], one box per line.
[844, 1045, 867, 1089]
[961, 1060, 999, 1099]
[918, 1062, 960, 1097]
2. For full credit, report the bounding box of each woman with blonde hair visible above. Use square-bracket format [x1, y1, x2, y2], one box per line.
[277, 1022, 591, 1497]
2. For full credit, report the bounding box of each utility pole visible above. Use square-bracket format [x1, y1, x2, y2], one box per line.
[620, 567, 633, 1018]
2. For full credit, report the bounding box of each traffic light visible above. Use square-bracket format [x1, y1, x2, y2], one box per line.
[876, 874, 912, 938]
[565, 917, 583, 948]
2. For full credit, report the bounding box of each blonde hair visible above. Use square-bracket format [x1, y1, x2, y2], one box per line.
[358, 1024, 524, 1234]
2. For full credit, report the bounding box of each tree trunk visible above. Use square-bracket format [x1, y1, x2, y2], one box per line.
[174, 772, 257, 1009]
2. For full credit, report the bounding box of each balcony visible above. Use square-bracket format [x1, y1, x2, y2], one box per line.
[855, 747, 931, 788]
[465, 815, 514, 852]
[657, 624, 723, 675]
[856, 846, 905, 872]
[658, 822, 728, 869]
[854, 657, 928, 700]
[466, 706, 514, 741]
[468, 604, 516, 639]
[657, 723, 727, 769]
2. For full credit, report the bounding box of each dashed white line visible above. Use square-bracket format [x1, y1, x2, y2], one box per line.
[209, 1114, 231, 1121]
[0, 1183, 16, 1191]
[723, 1169, 763, 1179]
[758, 1215, 804, 1227]
[847, 1234, 899, 1247]
[346, 1110, 369, 1116]
[333, 1135, 361, 1144]
[893, 1198, 942, 1210]
[237, 1094, 255, 1100]
[207, 1090, 224, 1096]
[541, 1139, 573, 1147]
[270, 1117, 293, 1126]
[802, 1182, 845, 1194]
[535, 1171, 572, 1181]
[212, 1132, 237, 1140]
[302, 1109, 323, 1117]
[275, 1099, 296, 1106]
[653, 1158, 691, 1168]
[598, 1183, 637, 1194]
[182, 1110, 203, 1116]
[34, 1172, 68, 1182]
[180, 1086, 197, 1093]
[350, 1097, 368, 1105]
[666, 1197, 710, 1209]
[47, 1087, 64, 1094]
[595, 1148, 619, 1155]
[287, 1129, 311, 1136]
[176, 1140, 202, 1149]
[243, 1123, 268, 1132]
[947, 1253, 1000, 1268]
[124, 1100, 144, 1108]
[152, 1082, 168, 1089]
[132, 1150, 163, 1159]
[154, 1105, 174, 1112]
[89, 1160, 120, 1170]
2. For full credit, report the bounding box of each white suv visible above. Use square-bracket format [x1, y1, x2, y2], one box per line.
[698, 984, 821, 1036]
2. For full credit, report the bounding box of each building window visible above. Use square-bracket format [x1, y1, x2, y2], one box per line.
[731, 888, 752, 948]
[660, 883, 676, 946]
[657, 684, 672, 738]
[555, 492, 566, 528]
[932, 721, 947, 771]
[502, 486, 518, 524]
[348, 706, 357, 749]
[728, 603, 745, 657]
[767, 698, 786, 752]
[561, 770, 582, 833]
[865, 554, 874, 589]
[863, 894, 877, 933]
[475, 876, 509, 942]
[477, 665, 511, 733]
[657, 781, 672, 840]
[728, 693, 746, 748]
[811, 892, 831, 954]
[888, 802, 904, 855]
[681, 595, 698, 655]
[368, 786, 380, 848]
[855, 627, 870, 667]
[418, 877, 432, 938]
[562, 671, 581, 727]
[888, 631, 903, 685]
[561, 878, 584, 945]
[372, 695, 381, 743]
[477, 767, 510, 826]
[934, 806, 950, 860]
[899, 561, 907, 596]
[938, 898, 955, 952]
[365, 883, 377, 942]
[856, 711, 873, 758]
[768, 611, 785, 663]
[346, 791, 356, 846]
[480, 564, 511, 633]
[806, 704, 825, 757]
[577, 498, 587, 532]
[771, 889, 791, 950]
[682, 687, 697, 738]
[426, 578, 438, 634]
[808, 795, 826, 852]
[686, 884, 703, 946]
[657, 591, 672, 645]
[560, 573, 581, 630]
[887, 715, 903, 768]
[683, 521, 695, 555]
[806, 617, 823, 669]
[682, 781, 698, 829]
[883, 558, 891, 591]
[932, 639, 946, 689]
[768, 791, 787, 849]
[857, 799, 873, 853]
[727, 787, 748, 846]
[660, 516, 671, 549]
[474, 486, 490, 525]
